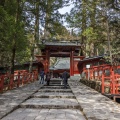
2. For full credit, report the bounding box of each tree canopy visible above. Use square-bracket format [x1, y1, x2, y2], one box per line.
[0, 0, 119, 72]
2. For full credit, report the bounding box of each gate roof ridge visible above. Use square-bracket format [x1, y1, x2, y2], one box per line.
[41, 39, 81, 46]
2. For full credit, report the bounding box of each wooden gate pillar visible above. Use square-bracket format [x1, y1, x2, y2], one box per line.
[45, 50, 50, 73]
[70, 51, 74, 76]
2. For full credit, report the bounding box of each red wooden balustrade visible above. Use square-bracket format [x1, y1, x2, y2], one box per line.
[0, 70, 38, 93]
[82, 64, 120, 94]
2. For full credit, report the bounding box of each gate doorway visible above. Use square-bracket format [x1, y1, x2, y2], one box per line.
[36, 39, 85, 76]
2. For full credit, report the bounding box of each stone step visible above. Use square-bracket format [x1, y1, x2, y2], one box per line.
[45, 84, 70, 87]
[38, 89, 72, 92]
[50, 80, 62, 82]
[31, 92, 75, 98]
[1, 108, 86, 120]
[50, 81, 61, 85]
[49, 82, 62, 84]
[34, 92, 74, 96]
[42, 86, 70, 89]
[50, 79, 61, 81]
[44, 84, 63, 86]
[20, 98, 79, 109]
[20, 104, 80, 109]
[31, 95, 75, 99]
[49, 82, 61, 84]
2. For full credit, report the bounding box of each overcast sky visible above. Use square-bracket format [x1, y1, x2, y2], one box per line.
[58, 4, 74, 27]
[59, 4, 73, 14]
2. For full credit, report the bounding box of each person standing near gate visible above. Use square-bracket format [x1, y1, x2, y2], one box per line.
[45, 72, 51, 86]
[62, 71, 69, 89]
[39, 69, 45, 84]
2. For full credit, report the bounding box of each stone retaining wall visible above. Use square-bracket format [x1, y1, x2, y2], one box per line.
[80, 79, 111, 94]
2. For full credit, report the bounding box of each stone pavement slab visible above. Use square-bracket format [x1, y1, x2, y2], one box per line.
[0, 78, 86, 120]
[1, 108, 86, 120]
[32, 91, 75, 98]
[20, 97, 79, 109]
[0, 81, 43, 119]
[69, 80, 120, 120]
[38, 89, 72, 92]
[41, 86, 70, 89]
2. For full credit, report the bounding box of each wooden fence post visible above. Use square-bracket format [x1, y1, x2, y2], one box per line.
[102, 72, 104, 94]
[0, 75, 4, 93]
[17, 72, 20, 87]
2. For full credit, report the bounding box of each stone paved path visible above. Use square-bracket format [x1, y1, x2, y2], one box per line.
[69, 80, 120, 120]
[0, 81, 42, 119]
[1, 79, 86, 120]
[1, 78, 120, 120]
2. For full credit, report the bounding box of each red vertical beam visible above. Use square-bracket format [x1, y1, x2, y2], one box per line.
[47, 51, 50, 72]
[112, 67, 115, 94]
[9, 74, 14, 90]
[45, 50, 48, 73]
[71, 51, 74, 76]
[44, 51, 47, 73]
[70, 51, 72, 76]
[0, 75, 4, 93]
[17, 72, 20, 87]
[45, 50, 50, 73]
[102, 69, 105, 94]
[35, 70, 38, 80]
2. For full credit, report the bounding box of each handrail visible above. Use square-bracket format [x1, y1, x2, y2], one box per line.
[0, 70, 38, 93]
[82, 64, 120, 94]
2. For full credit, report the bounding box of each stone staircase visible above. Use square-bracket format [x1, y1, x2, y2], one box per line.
[20, 79, 79, 109]
[1, 79, 120, 120]
[2, 78, 86, 120]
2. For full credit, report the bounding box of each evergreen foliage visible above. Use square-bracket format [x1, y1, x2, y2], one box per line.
[66, 0, 120, 64]
[0, 0, 119, 72]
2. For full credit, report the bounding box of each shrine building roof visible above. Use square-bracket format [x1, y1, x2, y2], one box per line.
[39, 39, 82, 57]
[42, 39, 81, 46]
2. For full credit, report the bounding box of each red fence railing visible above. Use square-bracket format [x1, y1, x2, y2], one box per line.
[0, 70, 38, 93]
[82, 65, 120, 94]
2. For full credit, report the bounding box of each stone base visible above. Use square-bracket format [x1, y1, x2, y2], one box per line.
[80, 79, 101, 92]
[70, 75, 81, 81]
[80, 79, 111, 94]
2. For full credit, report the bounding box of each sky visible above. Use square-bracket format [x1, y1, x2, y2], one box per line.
[39, 4, 73, 33]
[58, 4, 74, 27]
[59, 4, 73, 14]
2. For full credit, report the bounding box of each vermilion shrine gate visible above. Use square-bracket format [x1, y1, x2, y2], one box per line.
[36, 40, 120, 97]
[35, 39, 84, 76]
[0, 39, 120, 99]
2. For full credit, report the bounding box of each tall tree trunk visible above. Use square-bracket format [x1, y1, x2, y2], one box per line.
[29, 0, 41, 72]
[103, 0, 112, 64]
[89, 1, 96, 56]
[11, 47, 16, 74]
[29, 48, 34, 72]
[44, 0, 52, 39]
[34, 0, 40, 54]
[90, 43, 94, 57]
[29, 33, 35, 72]
[106, 19, 112, 64]
[10, 0, 20, 74]
[44, 13, 49, 39]
[81, 0, 87, 55]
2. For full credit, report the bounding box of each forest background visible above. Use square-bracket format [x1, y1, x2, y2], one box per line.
[0, 0, 119, 73]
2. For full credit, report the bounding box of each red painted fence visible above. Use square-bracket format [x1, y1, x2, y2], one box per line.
[0, 70, 38, 93]
[82, 65, 120, 94]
